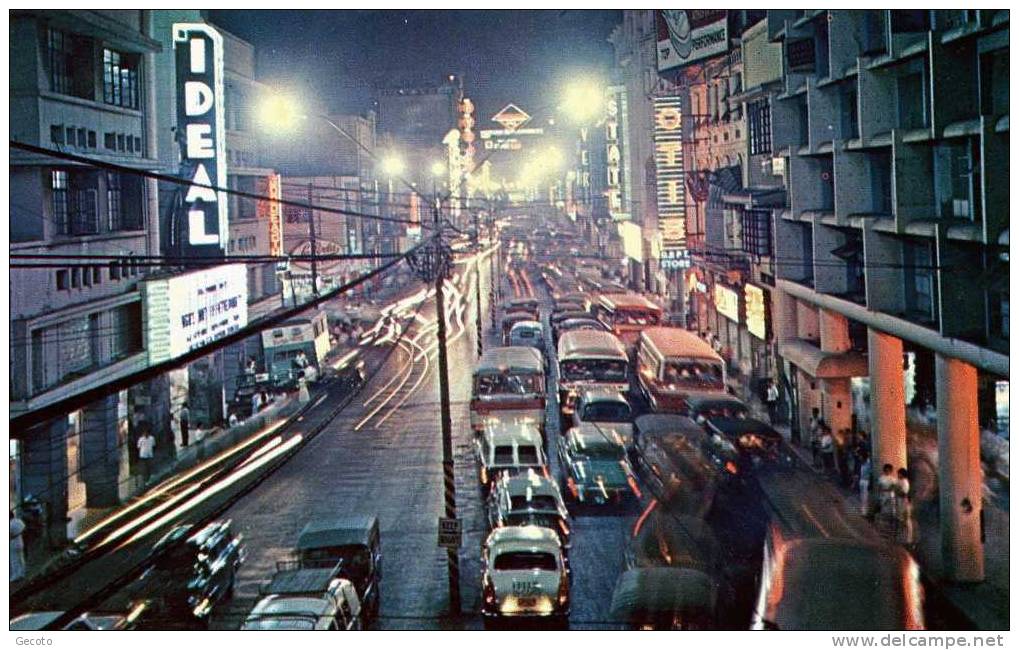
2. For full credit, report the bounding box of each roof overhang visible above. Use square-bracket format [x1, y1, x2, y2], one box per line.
[778, 339, 868, 379]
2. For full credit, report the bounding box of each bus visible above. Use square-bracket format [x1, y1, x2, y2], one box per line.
[594, 293, 663, 347]
[470, 346, 547, 436]
[635, 327, 726, 413]
[556, 330, 629, 416]
[261, 311, 331, 390]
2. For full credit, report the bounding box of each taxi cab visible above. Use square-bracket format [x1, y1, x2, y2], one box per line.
[481, 526, 571, 628]
[476, 421, 549, 495]
[487, 470, 571, 549]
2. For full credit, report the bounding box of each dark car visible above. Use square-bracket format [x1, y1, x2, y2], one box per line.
[701, 416, 792, 471]
[295, 515, 382, 621]
[634, 414, 741, 483]
[551, 317, 608, 345]
[136, 520, 245, 627]
[683, 392, 749, 421]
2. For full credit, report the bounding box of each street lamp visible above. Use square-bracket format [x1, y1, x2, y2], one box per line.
[560, 79, 604, 125]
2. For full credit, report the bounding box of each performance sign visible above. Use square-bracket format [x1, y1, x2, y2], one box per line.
[745, 283, 768, 340]
[174, 23, 228, 257]
[257, 173, 284, 258]
[653, 96, 687, 265]
[141, 264, 248, 364]
[656, 10, 729, 72]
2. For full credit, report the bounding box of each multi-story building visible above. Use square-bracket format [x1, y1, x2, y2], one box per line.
[766, 9, 1008, 582]
[10, 10, 163, 540]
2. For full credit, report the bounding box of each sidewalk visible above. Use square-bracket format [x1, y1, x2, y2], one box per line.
[736, 383, 1009, 630]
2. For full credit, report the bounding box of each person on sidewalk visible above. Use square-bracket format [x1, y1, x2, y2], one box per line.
[179, 403, 191, 448]
[858, 452, 873, 517]
[877, 463, 899, 523]
[765, 380, 780, 424]
[819, 425, 836, 473]
[809, 409, 823, 466]
[137, 428, 156, 485]
[896, 467, 915, 549]
[10, 510, 26, 583]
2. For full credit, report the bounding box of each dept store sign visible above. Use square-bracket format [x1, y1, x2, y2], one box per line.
[174, 23, 228, 257]
[653, 97, 687, 260]
[142, 264, 248, 364]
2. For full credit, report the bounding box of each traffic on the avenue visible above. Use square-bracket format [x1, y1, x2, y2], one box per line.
[8, 8, 1009, 640]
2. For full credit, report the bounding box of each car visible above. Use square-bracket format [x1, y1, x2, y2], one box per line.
[684, 392, 749, 421]
[476, 421, 549, 494]
[481, 526, 571, 627]
[243, 565, 362, 630]
[701, 416, 792, 471]
[294, 515, 382, 621]
[551, 300, 586, 318]
[508, 320, 545, 353]
[487, 469, 571, 549]
[135, 520, 244, 627]
[10, 605, 149, 631]
[610, 567, 718, 630]
[569, 387, 634, 445]
[505, 298, 540, 321]
[501, 311, 539, 345]
[557, 424, 640, 506]
[551, 317, 609, 345]
[635, 414, 741, 482]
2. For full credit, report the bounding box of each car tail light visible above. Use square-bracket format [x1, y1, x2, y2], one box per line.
[557, 573, 570, 606]
[626, 474, 643, 500]
[557, 518, 571, 538]
[480, 466, 488, 484]
[725, 461, 738, 475]
[483, 575, 496, 606]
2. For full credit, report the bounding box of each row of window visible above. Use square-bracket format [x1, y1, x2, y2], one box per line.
[51, 169, 144, 236]
[228, 235, 258, 253]
[50, 125, 142, 155]
[47, 27, 140, 110]
[54, 260, 142, 291]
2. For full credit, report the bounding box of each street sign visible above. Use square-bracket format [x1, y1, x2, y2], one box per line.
[437, 517, 462, 549]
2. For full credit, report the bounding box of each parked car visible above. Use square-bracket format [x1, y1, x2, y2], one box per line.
[481, 526, 571, 628]
[293, 515, 382, 621]
[135, 520, 244, 627]
[487, 469, 571, 549]
[243, 564, 362, 630]
[557, 424, 640, 506]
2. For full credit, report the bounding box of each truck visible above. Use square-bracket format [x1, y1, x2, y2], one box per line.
[243, 562, 362, 631]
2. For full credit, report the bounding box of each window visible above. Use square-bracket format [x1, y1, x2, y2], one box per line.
[77, 128, 87, 148]
[109, 262, 120, 281]
[71, 185, 99, 235]
[979, 49, 1008, 117]
[47, 28, 93, 99]
[117, 134, 126, 151]
[52, 170, 69, 235]
[904, 240, 935, 321]
[107, 172, 122, 231]
[870, 151, 893, 214]
[897, 69, 929, 130]
[47, 28, 72, 95]
[105, 133, 116, 150]
[741, 209, 773, 257]
[103, 49, 139, 109]
[933, 139, 981, 220]
[748, 98, 772, 155]
[71, 268, 81, 288]
[51, 125, 64, 145]
[88, 131, 96, 149]
[134, 136, 142, 153]
[841, 86, 859, 140]
[56, 269, 69, 290]
[891, 10, 930, 33]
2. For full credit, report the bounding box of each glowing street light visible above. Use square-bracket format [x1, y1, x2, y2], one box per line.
[560, 79, 603, 124]
[381, 155, 405, 177]
[431, 161, 446, 177]
[257, 91, 304, 131]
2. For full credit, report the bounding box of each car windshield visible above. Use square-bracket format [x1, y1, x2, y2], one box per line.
[517, 446, 540, 465]
[493, 551, 557, 572]
[580, 441, 625, 460]
[561, 360, 627, 382]
[509, 495, 560, 511]
[493, 446, 515, 465]
[663, 361, 724, 389]
[475, 373, 541, 396]
[582, 401, 631, 422]
[611, 310, 659, 326]
[302, 545, 371, 583]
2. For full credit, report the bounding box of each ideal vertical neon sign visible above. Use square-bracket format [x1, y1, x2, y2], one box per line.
[174, 23, 228, 257]
[653, 96, 689, 269]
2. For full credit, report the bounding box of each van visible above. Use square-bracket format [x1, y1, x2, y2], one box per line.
[476, 421, 548, 494]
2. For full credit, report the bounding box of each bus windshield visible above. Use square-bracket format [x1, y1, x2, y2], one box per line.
[662, 360, 724, 390]
[475, 373, 542, 396]
[610, 309, 660, 326]
[561, 360, 627, 382]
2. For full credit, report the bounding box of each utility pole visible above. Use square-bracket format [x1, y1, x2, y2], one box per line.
[307, 182, 319, 296]
[473, 209, 483, 358]
[419, 188, 460, 616]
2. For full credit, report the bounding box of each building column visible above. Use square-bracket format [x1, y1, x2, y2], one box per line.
[79, 395, 124, 508]
[20, 418, 70, 546]
[867, 328, 907, 474]
[820, 309, 853, 440]
[935, 354, 984, 583]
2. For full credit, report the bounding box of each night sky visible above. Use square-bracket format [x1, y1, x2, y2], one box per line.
[208, 9, 621, 128]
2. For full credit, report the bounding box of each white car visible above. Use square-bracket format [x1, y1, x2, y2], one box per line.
[481, 526, 570, 627]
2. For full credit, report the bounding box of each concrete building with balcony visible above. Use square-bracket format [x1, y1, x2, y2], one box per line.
[765, 9, 1008, 583]
[10, 10, 164, 541]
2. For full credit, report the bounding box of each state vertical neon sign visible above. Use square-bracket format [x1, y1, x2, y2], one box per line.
[174, 23, 228, 257]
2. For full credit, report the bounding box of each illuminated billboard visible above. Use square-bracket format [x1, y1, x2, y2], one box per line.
[142, 264, 248, 364]
[745, 283, 768, 340]
[715, 284, 740, 322]
[653, 96, 689, 269]
[257, 173, 284, 258]
[605, 85, 631, 222]
[656, 10, 729, 72]
[173, 23, 228, 257]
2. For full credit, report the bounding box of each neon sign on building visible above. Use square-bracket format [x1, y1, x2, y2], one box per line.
[653, 96, 689, 269]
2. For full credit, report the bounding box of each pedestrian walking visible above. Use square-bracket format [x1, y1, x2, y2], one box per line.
[10, 510, 26, 583]
[819, 425, 836, 473]
[896, 467, 915, 548]
[179, 402, 191, 448]
[765, 380, 780, 424]
[251, 391, 263, 414]
[858, 453, 873, 516]
[877, 463, 899, 521]
[137, 428, 156, 484]
[809, 409, 822, 466]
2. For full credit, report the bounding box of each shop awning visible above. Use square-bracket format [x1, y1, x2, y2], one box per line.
[722, 187, 787, 208]
[778, 339, 868, 379]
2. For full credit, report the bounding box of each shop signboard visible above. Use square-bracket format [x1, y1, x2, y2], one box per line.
[656, 10, 729, 72]
[745, 283, 768, 340]
[142, 264, 248, 364]
[653, 96, 687, 264]
[715, 284, 740, 322]
[173, 23, 228, 257]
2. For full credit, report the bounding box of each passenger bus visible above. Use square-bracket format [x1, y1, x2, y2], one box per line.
[594, 293, 663, 347]
[635, 327, 726, 413]
[262, 311, 331, 390]
[556, 330, 629, 416]
[470, 346, 547, 436]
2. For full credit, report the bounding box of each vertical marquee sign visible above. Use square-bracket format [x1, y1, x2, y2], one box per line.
[174, 23, 228, 258]
[653, 96, 690, 270]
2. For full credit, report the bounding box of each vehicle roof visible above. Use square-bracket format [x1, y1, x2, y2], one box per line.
[486, 525, 562, 553]
[266, 567, 341, 595]
[497, 470, 560, 498]
[251, 595, 334, 618]
[502, 311, 536, 323]
[705, 417, 782, 440]
[569, 424, 629, 450]
[508, 298, 539, 306]
[557, 330, 627, 360]
[610, 567, 717, 618]
[557, 317, 602, 328]
[551, 310, 591, 322]
[509, 320, 542, 331]
[635, 414, 706, 439]
[475, 346, 544, 374]
[297, 515, 378, 549]
[578, 387, 630, 404]
[640, 327, 720, 360]
[482, 420, 543, 445]
[683, 392, 747, 410]
[598, 293, 661, 310]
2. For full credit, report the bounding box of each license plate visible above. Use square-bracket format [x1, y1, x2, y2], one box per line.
[516, 597, 538, 608]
